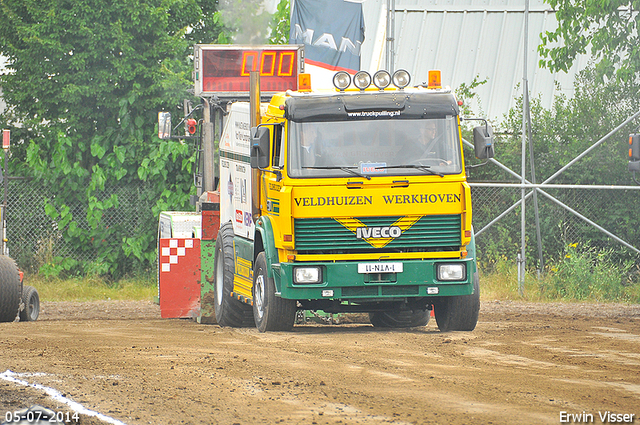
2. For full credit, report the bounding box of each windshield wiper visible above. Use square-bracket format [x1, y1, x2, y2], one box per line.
[303, 166, 371, 180]
[376, 164, 445, 177]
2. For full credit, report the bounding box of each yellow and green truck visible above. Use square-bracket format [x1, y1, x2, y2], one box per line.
[195, 59, 495, 332]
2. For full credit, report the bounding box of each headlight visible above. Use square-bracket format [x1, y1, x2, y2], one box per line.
[353, 71, 372, 90]
[392, 69, 411, 89]
[373, 70, 391, 89]
[293, 266, 322, 284]
[333, 71, 351, 91]
[437, 264, 466, 281]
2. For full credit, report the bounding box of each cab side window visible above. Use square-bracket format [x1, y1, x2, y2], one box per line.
[272, 124, 284, 168]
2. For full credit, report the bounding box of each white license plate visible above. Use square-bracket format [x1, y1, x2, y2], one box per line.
[357, 262, 403, 274]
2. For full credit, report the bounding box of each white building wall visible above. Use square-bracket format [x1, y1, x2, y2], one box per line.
[359, 0, 591, 121]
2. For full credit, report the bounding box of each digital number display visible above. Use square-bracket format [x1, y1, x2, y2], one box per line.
[197, 46, 302, 96]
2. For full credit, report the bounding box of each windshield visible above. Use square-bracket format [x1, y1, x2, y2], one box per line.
[287, 117, 462, 178]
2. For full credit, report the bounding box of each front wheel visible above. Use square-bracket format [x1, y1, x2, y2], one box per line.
[213, 223, 254, 327]
[252, 252, 296, 332]
[434, 271, 480, 332]
[19, 285, 40, 322]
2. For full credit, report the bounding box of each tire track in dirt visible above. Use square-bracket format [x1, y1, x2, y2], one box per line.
[0, 300, 638, 424]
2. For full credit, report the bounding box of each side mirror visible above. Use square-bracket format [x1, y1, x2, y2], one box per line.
[250, 126, 271, 169]
[628, 134, 640, 172]
[473, 124, 495, 159]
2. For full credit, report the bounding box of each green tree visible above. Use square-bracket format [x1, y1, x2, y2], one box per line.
[269, 0, 291, 44]
[538, 0, 640, 81]
[470, 66, 640, 269]
[0, 0, 230, 277]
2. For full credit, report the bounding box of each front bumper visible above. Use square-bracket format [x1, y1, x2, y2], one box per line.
[275, 257, 476, 300]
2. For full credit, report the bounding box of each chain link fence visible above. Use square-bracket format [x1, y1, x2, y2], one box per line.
[4, 177, 640, 275]
[4, 179, 158, 274]
[470, 184, 640, 271]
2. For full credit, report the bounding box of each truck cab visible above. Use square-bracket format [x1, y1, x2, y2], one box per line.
[210, 69, 494, 332]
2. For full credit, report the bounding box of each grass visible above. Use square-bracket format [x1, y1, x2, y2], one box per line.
[22, 244, 640, 304]
[25, 274, 157, 302]
[480, 248, 640, 304]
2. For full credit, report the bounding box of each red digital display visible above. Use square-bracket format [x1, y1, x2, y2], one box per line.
[198, 47, 301, 95]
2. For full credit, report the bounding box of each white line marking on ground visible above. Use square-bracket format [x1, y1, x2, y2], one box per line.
[0, 370, 127, 425]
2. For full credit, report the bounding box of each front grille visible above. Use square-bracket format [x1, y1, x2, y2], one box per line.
[294, 215, 461, 254]
[342, 286, 378, 297]
[341, 286, 420, 297]
[381, 285, 420, 296]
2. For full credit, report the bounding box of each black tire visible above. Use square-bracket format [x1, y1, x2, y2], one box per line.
[19, 285, 40, 322]
[0, 255, 21, 323]
[369, 309, 430, 328]
[434, 271, 480, 332]
[252, 251, 296, 332]
[213, 222, 254, 327]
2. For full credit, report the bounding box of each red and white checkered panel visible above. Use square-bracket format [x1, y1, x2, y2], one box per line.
[160, 238, 196, 272]
[158, 238, 201, 319]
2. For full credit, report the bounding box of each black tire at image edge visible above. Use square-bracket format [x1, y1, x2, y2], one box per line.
[0, 255, 21, 323]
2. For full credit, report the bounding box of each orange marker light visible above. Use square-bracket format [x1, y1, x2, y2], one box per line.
[298, 73, 311, 91]
[427, 70, 442, 89]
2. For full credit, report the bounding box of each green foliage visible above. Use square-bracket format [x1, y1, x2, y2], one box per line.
[471, 65, 640, 271]
[455, 75, 488, 120]
[498, 69, 640, 185]
[539, 0, 640, 82]
[480, 248, 640, 303]
[0, 0, 225, 278]
[455, 75, 489, 165]
[39, 257, 81, 279]
[269, 0, 291, 44]
[543, 243, 635, 301]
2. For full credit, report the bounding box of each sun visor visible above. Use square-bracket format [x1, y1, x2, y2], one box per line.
[285, 92, 459, 122]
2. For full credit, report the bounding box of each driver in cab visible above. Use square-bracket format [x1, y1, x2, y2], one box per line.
[412, 121, 451, 166]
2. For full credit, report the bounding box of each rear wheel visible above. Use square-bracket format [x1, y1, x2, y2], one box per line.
[434, 271, 480, 332]
[252, 252, 296, 332]
[0, 255, 21, 323]
[369, 309, 430, 328]
[19, 285, 40, 322]
[213, 223, 254, 327]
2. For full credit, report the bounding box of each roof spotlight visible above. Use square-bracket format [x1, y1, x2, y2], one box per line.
[392, 69, 411, 89]
[353, 71, 372, 90]
[373, 70, 391, 89]
[333, 71, 351, 91]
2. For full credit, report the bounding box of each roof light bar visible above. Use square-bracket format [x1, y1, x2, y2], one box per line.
[392, 69, 411, 89]
[373, 70, 391, 89]
[333, 71, 351, 91]
[353, 71, 372, 90]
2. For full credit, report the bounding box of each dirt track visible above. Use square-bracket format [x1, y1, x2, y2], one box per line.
[1, 300, 639, 425]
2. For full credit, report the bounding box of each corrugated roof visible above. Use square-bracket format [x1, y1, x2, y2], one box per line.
[360, 0, 592, 120]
